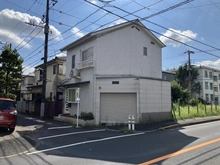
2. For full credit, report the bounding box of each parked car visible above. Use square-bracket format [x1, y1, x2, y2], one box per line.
[0, 98, 17, 132]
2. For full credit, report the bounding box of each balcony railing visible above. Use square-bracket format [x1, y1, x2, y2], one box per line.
[78, 60, 94, 69]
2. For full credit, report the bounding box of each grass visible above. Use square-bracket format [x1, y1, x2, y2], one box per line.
[173, 103, 220, 120]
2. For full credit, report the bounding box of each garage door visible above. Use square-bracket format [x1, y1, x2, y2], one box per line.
[100, 93, 137, 123]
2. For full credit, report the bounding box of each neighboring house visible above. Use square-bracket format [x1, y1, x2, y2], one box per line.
[194, 65, 220, 104]
[28, 57, 66, 101]
[20, 75, 34, 101]
[162, 71, 175, 81]
[59, 20, 171, 124]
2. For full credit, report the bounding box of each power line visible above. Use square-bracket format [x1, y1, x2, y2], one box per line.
[1, 0, 37, 42]
[85, 0, 220, 59]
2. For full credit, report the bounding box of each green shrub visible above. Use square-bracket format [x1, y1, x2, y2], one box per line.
[189, 98, 199, 106]
[80, 112, 94, 121]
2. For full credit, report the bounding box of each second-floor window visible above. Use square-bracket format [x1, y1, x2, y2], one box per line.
[205, 82, 208, 89]
[210, 83, 213, 90]
[39, 70, 43, 81]
[143, 47, 147, 56]
[82, 47, 93, 62]
[72, 55, 75, 69]
[214, 87, 218, 92]
[205, 71, 208, 77]
[53, 65, 63, 74]
[209, 72, 212, 79]
[214, 76, 218, 81]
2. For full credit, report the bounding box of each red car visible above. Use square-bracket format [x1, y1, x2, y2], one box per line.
[0, 98, 17, 133]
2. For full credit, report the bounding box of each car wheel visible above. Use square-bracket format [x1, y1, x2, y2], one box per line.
[8, 128, 15, 133]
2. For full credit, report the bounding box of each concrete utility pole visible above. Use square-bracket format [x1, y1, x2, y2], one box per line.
[40, 0, 50, 118]
[40, 0, 58, 118]
[185, 50, 194, 98]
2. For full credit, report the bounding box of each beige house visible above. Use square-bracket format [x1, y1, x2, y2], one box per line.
[29, 57, 66, 101]
[20, 75, 34, 101]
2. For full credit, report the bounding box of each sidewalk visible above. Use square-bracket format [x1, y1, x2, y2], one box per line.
[107, 116, 220, 132]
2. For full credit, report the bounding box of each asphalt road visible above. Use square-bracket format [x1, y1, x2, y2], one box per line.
[1, 114, 220, 165]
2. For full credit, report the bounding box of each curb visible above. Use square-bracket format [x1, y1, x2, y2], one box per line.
[159, 118, 220, 131]
[0, 134, 41, 159]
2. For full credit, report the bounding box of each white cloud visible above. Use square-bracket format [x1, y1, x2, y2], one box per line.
[71, 27, 85, 38]
[0, 9, 62, 49]
[22, 65, 35, 75]
[159, 28, 197, 47]
[195, 59, 220, 69]
[108, 19, 126, 27]
[91, 0, 97, 4]
[56, 52, 67, 57]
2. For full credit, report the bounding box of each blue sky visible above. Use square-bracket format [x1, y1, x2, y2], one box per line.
[0, 0, 220, 75]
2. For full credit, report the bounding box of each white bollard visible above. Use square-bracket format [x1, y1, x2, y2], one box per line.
[128, 115, 131, 130]
[132, 115, 135, 131]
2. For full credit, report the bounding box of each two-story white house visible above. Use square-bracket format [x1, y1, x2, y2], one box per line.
[194, 65, 220, 104]
[60, 20, 171, 124]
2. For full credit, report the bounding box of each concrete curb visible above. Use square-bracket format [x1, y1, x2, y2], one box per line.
[0, 134, 41, 159]
[159, 117, 220, 131]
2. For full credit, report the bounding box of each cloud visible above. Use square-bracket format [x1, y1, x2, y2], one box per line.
[91, 0, 97, 4]
[56, 52, 67, 57]
[71, 27, 85, 38]
[195, 59, 220, 69]
[0, 9, 62, 49]
[109, 19, 126, 27]
[22, 65, 35, 75]
[159, 28, 197, 47]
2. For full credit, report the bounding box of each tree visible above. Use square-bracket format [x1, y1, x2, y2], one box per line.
[171, 80, 189, 105]
[175, 63, 201, 95]
[0, 45, 23, 99]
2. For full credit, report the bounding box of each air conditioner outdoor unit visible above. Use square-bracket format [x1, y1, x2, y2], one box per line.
[70, 68, 81, 79]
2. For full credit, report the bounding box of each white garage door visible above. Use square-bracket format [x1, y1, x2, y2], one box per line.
[100, 93, 137, 123]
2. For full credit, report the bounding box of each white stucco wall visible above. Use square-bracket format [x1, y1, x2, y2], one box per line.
[95, 25, 162, 78]
[139, 79, 171, 120]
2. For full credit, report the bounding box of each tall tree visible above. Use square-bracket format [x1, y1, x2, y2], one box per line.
[175, 63, 201, 95]
[0, 45, 23, 98]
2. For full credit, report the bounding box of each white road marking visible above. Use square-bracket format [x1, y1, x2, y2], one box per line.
[35, 120, 46, 123]
[27, 132, 144, 155]
[39, 129, 106, 140]
[48, 126, 72, 130]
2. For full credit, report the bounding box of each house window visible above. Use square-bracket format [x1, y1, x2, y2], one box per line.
[205, 82, 208, 90]
[209, 72, 213, 79]
[210, 83, 213, 90]
[219, 74, 220, 80]
[214, 87, 218, 92]
[68, 88, 79, 103]
[58, 65, 63, 74]
[205, 71, 208, 77]
[53, 65, 58, 74]
[68, 88, 76, 103]
[82, 47, 93, 61]
[214, 76, 217, 81]
[205, 94, 209, 101]
[39, 70, 43, 81]
[72, 55, 75, 69]
[143, 47, 147, 56]
[210, 94, 213, 102]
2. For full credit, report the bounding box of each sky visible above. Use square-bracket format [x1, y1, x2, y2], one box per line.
[0, 0, 220, 75]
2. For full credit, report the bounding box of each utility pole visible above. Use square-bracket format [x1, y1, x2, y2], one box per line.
[185, 50, 194, 98]
[40, 0, 57, 118]
[40, 0, 50, 118]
